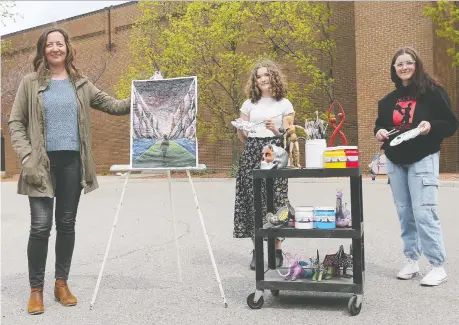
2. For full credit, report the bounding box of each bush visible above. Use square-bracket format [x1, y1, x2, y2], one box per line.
[230, 160, 239, 178]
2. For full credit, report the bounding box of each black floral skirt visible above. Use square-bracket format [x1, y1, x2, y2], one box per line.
[233, 136, 290, 239]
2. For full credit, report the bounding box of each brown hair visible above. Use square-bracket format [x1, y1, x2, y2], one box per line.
[245, 59, 287, 103]
[390, 46, 440, 98]
[33, 27, 81, 82]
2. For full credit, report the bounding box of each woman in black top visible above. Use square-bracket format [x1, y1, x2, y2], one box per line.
[374, 46, 457, 286]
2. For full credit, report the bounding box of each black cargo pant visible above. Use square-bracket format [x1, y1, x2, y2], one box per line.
[28, 151, 82, 288]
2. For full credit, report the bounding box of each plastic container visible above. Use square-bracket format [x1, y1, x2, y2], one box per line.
[324, 148, 346, 168]
[313, 207, 336, 229]
[305, 139, 327, 168]
[344, 147, 359, 168]
[295, 206, 314, 229]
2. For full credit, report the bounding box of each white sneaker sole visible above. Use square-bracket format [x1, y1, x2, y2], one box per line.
[420, 277, 447, 287]
[397, 271, 419, 280]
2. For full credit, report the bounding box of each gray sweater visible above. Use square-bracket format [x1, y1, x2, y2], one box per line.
[43, 78, 80, 152]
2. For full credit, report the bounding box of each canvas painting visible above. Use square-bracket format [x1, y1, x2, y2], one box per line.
[130, 76, 198, 169]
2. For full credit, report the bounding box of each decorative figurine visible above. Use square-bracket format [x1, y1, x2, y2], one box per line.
[278, 253, 306, 281]
[265, 206, 291, 228]
[335, 190, 352, 228]
[323, 245, 353, 278]
[283, 115, 307, 168]
[323, 246, 343, 277]
[327, 101, 348, 147]
[340, 244, 353, 278]
[260, 143, 289, 170]
[310, 250, 326, 282]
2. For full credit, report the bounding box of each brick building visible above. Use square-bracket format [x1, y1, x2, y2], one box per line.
[1, 1, 458, 175]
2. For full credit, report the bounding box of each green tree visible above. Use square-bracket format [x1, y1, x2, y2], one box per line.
[424, 1, 459, 66]
[116, 1, 256, 142]
[116, 2, 336, 161]
[250, 2, 336, 122]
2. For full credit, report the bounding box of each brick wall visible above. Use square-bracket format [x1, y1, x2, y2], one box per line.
[434, 27, 459, 172]
[355, 1, 457, 172]
[2, 1, 457, 175]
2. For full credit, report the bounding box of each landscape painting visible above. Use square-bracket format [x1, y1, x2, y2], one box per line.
[130, 77, 198, 169]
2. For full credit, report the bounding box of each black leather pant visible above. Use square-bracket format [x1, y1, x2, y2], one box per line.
[28, 151, 82, 288]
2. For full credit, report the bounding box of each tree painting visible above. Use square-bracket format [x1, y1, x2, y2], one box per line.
[130, 77, 198, 169]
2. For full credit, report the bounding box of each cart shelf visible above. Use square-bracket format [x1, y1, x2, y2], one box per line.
[253, 167, 361, 179]
[257, 226, 364, 239]
[259, 269, 363, 294]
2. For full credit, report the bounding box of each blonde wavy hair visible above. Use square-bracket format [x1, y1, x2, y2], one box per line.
[245, 59, 287, 103]
[33, 27, 82, 82]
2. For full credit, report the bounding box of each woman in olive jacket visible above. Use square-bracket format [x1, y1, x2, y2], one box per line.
[8, 27, 130, 315]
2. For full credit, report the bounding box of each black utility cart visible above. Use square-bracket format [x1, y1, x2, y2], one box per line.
[247, 167, 365, 316]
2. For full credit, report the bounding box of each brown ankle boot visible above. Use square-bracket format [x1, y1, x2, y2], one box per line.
[28, 288, 44, 315]
[54, 279, 77, 306]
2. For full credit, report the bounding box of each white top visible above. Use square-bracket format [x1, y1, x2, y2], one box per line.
[240, 97, 294, 137]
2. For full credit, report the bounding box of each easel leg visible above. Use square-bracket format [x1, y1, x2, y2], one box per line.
[186, 170, 228, 308]
[90, 171, 130, 310]
[167, 170, 183, 283]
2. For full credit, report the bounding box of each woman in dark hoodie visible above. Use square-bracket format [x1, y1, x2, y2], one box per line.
[374, 46, 458, 287]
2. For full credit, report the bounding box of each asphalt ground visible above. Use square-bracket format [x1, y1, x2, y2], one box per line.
[2, 176, 458, 325]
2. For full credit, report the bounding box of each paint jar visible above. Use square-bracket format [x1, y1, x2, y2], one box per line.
[294, 206, 314, 229]
[313, 207, 336, 229]
[324, 147, 346, 168]
[344, 146, 359, 168]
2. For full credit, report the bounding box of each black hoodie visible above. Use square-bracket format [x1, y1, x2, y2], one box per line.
[374, 84, 458, 164]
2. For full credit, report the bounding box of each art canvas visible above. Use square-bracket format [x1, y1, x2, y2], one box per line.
[130, 76, 198, 169]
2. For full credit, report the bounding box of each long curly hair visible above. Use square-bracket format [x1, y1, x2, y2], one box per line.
[390, 46, 440, 98]
[245, 59, 287, 103]
[33, 27, 82, 82]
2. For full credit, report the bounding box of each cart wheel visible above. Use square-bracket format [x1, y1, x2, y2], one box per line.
[270, 290, 279, 296]
[347, 295, 362, 316]
[247, 292, 264, 309]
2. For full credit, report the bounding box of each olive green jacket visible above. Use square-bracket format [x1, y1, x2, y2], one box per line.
[8, 72, 130, 197]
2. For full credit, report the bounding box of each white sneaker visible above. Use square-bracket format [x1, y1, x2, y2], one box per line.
[397, 259, 419, 280]
[420, 265, 447, 286]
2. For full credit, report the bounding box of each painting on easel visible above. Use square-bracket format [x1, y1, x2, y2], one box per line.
[130, 76, 198, 169]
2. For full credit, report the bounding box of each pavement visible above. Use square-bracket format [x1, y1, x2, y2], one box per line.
[1, 176, 459, 325]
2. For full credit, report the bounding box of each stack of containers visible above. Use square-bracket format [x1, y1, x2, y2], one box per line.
[324, 146, 359, 168]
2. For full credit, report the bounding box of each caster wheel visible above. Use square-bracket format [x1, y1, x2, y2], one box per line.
[270, 290, 279, 296]
[348, 295, 362, 316]
[247, 292, 264, 309]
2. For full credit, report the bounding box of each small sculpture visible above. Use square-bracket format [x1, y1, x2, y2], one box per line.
[340, 244, 353, 278]
[323, 245, 353, 278]
[283, 115, 307, 168]
[278, 253, 305, 281]
[335, 190, 352, 228]
[327, 101, 347, 147]
[322, 246, 342, 277]
[310, 250, 326, 282]
[260, 143, 289, 170]
[265, 206, 290, 228]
